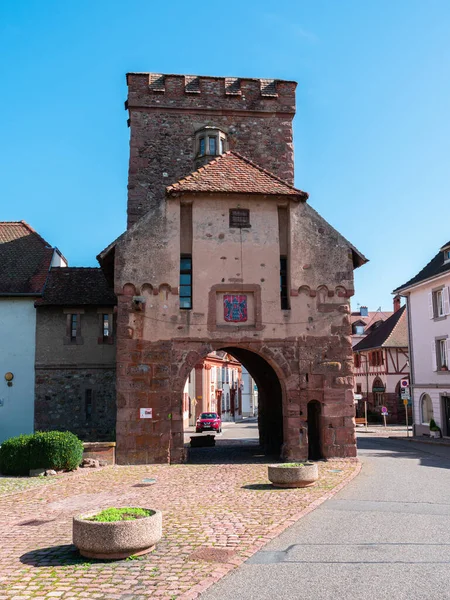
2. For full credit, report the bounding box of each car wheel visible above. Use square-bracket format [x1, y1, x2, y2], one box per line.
[218, 428, 222, 433]
[196, 428, 202, 433]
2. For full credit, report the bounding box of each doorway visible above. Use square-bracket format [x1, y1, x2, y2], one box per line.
[443, 396, 450, 437]
[307, 400, 322, 460]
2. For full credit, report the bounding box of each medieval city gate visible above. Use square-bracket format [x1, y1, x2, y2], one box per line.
[99, 72, 366, 465]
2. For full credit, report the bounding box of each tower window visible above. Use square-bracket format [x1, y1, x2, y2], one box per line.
[180, 255, 192, 309]
[194, 126, 227, 161]
[229, 209, 250, 228]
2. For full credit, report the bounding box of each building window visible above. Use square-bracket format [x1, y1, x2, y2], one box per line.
[199, 137, 205, 156]
[438, 338, 448, 370]
[353, 324, 365, 335]
[280, 256, 289, 310]
[430, 287, 449, 319]
[356, 383, 362, 394]
[421, 393, 433, 424]
[180, 255, 192, 309]
[85, 389, 93, 422]
[354, 354, 361, 368]
[70, 314, 78, 341]
[229, 209, 250, 228]
[369, 350, 383, 367]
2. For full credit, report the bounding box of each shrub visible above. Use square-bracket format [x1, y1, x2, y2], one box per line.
[0, 431, 84, 476]
[0, 434, 34, 476]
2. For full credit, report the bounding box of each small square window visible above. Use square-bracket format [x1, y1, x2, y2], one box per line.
[229, 209, 250, 228]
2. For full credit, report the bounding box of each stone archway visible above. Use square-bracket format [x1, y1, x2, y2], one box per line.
[178, 344, 286, 458]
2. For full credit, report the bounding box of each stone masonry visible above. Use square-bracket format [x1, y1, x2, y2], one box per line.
[126, 74, 296, 227]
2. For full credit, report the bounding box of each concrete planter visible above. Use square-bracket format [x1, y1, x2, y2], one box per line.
[73, 509, 162, 559]
[268, 462, 319, 488]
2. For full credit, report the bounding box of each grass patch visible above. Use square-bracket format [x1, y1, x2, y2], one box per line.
[85, 507, 154, 522]
[276, 463, 306, 468]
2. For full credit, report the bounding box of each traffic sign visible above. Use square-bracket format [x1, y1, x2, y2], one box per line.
[403, 399, 409, 406]
[401, 390, 410, 400]
[354, 394, 363, 400]
[381, 406, 388, 415]
[401, 379, 409, 388]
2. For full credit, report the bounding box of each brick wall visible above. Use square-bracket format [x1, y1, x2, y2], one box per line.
[126, 73, 296, 227]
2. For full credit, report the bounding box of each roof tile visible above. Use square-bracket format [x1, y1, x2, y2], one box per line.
[166, 152, 308, 199]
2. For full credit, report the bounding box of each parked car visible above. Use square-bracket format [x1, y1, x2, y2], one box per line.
[196, 412, 222, 433]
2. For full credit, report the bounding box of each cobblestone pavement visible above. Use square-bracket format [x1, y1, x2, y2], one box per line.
[0, 475, 58, 497]
[0, 450, 358, 600]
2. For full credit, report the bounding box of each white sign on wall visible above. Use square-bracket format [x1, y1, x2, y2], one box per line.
[140, 408, 153, 419]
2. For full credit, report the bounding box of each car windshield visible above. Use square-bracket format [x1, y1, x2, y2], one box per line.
[200, 413, 218, 419]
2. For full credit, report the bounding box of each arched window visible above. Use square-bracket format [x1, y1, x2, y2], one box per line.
[421, 393, 433, 424]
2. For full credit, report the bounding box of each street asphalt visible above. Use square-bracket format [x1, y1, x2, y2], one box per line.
[200, 434, 450, 600]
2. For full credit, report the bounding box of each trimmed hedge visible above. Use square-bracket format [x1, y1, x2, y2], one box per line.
[0, 431, 84, 476]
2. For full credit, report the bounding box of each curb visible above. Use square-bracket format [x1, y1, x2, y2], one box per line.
[179, 460, 362, 600]
[389, 436, 450, 447]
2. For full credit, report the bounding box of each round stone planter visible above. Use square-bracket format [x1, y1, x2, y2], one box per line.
[73, 509, 162, 560]
[268, 462, 319, 488]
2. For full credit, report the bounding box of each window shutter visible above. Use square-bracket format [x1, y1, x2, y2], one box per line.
[431, 341, 437, 371]
[443, 287, 450, 316]
[428, 292, 434, 319]
[446, 339, 450, 366]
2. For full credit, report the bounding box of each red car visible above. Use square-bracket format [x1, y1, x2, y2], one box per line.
[196, 412, 222, 433]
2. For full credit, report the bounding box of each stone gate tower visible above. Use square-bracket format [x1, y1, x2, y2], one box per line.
[99, 72, 367, 464]
[125, 74, 296, 227]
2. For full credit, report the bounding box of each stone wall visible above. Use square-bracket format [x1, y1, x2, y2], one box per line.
[115, 335, 356, 465]
[35, 367, 116, 441]
[126, 73, 296, 227]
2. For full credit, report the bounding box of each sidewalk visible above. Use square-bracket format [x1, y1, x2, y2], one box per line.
[0, 456, 359, 599]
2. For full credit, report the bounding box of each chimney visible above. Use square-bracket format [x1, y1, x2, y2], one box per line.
[393, 295, 401, 313]
[360, 306, 368, 317]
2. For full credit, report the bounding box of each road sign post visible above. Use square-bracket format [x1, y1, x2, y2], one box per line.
[381, 406, 388, 428]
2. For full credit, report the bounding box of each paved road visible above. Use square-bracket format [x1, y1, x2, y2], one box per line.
[201, 435, 450, 600]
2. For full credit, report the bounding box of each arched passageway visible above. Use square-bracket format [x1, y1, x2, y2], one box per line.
[184, 346, 284, 461]
[222, 347, 283, 456]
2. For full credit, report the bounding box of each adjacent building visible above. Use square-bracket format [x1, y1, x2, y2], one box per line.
[0, 221, 66, 443]
[394, 241, 450, 436]
[34, 267, 117, 441]
[351, 305, 393, 348]
[353, 301, 409, 423]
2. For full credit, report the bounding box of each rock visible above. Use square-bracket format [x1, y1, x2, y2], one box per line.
[29, 468, 46, 477]
[45, 470, 57, 476]
[80, 458, 100, 468]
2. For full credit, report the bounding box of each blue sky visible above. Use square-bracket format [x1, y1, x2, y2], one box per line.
[1, 1, 449, 311]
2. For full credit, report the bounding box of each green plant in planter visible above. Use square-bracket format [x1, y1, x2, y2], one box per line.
[429, 419, 440, 432]
[85, 507, 154, 522]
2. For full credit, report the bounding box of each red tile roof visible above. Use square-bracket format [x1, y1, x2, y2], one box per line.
[166, 152, 308, 199]
[0, 221, 55, 295]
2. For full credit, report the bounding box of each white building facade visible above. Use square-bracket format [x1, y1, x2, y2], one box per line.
[0, 222, 66, 443]
[395, 241, 450, 436]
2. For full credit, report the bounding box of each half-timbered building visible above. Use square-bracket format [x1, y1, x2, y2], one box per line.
[353, 302, 409, 423]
